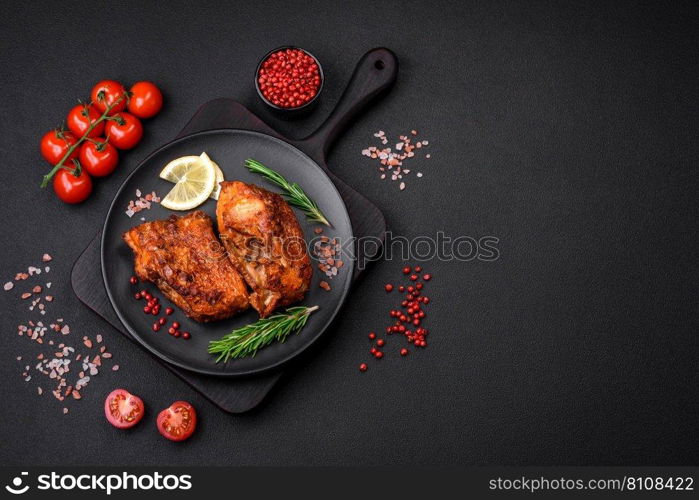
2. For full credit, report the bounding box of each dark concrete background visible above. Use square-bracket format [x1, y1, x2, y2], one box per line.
[0, 0, 696, 465]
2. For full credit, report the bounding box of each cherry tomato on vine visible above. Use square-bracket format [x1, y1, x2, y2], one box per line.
[79, 139, 119, 177]
[156, 401, 197, 441]
[40, 130, 79, 165]
[66, 103, 104, 138]
[90, 80, 127, 115]
[127, 81, 163, 119]
[104, 389, 145, 429]
[104, 112, 143, 150]
[53, 166, 93, 204]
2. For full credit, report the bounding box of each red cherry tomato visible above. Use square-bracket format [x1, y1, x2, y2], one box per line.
[104, 389, 145, 429]
[66, 104, 104, 138]
[156, 401, 197, 441]
[104, 112, 143, 150]
[90, 80, 127, 115]
[40, 130, 79, 165]
[127, 81, 163, 119]
[79, 139, 119, 177]
[53, 167, 93, 204]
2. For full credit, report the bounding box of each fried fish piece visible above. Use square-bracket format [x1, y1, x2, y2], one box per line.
[216, 181, 312, 318]
[123, 210, 249, 322]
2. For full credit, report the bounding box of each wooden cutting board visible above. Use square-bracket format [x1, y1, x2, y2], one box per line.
[70, 48, 397, 413]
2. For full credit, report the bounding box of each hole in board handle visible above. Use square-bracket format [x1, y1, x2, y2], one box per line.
[374, 60, 385, 70]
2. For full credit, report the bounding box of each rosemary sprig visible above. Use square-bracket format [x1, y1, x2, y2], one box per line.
[244, 158, 331, 226]
[208, 305, 319, 362]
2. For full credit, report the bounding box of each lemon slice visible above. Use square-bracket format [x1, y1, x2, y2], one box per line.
[200, 152, 224, 200]
[159, 155, 216, 210]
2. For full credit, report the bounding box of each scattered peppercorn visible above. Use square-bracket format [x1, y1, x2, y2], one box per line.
[133, 289, 188, 340]
[357, 267, 434, 372]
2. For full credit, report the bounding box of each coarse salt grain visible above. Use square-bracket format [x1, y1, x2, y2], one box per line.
[362, 130, 430, 190]
[11, 253, 119, 413]
[126, 190, 160, 217]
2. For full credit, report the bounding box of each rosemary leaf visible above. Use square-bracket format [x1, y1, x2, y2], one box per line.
[208, 306, 319, 362]
[244, 158, 331, 226]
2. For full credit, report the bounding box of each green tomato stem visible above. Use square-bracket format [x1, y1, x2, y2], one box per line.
[40, 93, 127, 188]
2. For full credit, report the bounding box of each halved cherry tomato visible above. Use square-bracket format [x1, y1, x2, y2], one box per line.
[104, 389, 145, 429]
[127, 81, 163, 119]
[104, 112, 143, 150]
[40, 130, 79, 165]
[156, 401, 197, 441]
[66, 104, 104, 138]
[79, 139, 119, 177]
[53, 166, 93, 204]
[91, 80, 127, 115]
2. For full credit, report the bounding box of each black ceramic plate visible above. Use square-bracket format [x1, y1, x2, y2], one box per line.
[102, 129, 354, 377]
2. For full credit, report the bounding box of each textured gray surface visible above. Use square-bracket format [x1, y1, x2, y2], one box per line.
[0, 0, 697, 465]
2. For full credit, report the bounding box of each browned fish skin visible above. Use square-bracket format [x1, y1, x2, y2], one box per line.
[216, 181, 312, 318]
[123, 210, 249, 322]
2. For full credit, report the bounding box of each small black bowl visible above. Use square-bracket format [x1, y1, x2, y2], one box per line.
[254, 46, 324, 117]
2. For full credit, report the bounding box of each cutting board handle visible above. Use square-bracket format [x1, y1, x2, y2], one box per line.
[298, 47, 398, 163]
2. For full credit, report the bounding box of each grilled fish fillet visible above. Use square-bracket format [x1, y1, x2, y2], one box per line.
[123, 210, 249, 322]
[216, 181, 312, 317]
